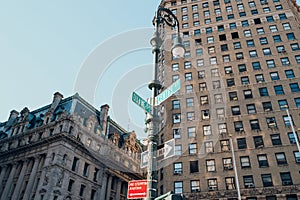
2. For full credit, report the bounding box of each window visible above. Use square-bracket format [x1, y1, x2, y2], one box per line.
[263, 48, 271, 55]
[246, 40, 255, 47]
[189, 143, 197, 154]
[273, 35, 282, 42]
[236, 52, 244, 60]
[295, 98, 300, 108]
[223, 158, 233, 170]
[204, 10, 210, 17]
[269, 25, 278, 32]
[200, 96, 208, 105]
[198, 71, 205, 79]
[294, 151, 300, 163]
[239, 12, 246, 17]
[258, 154, 269, 167]
[280, 172, 293, 185]
[219, 34, 226, 41]
[172, 63, 179, 71]
[229, 22, 236, 29]
[278, 99, 288, 110]
[274, 85, 284, 95]
[288, 132, 299, 144]
[225, 177, 236, 190]
[173, 113, 181, 124]
[210, 57, 217, 64]
[172, 100, 180, 109]
[174, 181, 183, 194]
[266, 117, 277, 128]
[186, 84, 193, 93]
[275, 5, 283, 10]
[208, 179, 218, 190]
[270, 72, 280, 81]
[205, 141, 214, 153]
[260, 37, 268, 45]
[285, 69, 295, 78]
[202, 109, 210, 120]
[290, 83, 300, 92]
[241, 76, 250, 85]
[192, 5, 198, 11]
[190, 160, 199, 173]
[184, 61, 191, 69]
[257, 27, 265, 34]
[220, 139, 230, 151]
[254, 136, 264, 148]
[291, 43, 300, 51]
[282, 22, 291, 30]
[238, 64, 247, 72]
[250, 119, 260, 130]
[72, 157, 79, 172]
[182, 15, 188, 21]
[234, 121, 244, 132]
[283, 115, 293, 126]
[266, 59, 275, 68]
[202, 2, 209, 8]
[229, 91, 238, 101]
[255, 74, 265, 83]
[206, 159, 216, 172]
[215, 94, 223, 104]
[252, 62, 261, 70]
[80, 184, 86, 197]
[228, 14, 234, 19]
[197, 59, 204, 67]
[277, 45, 285, 53]
[182, 7, 188, 12]
[263, 101, 273, 111]
[279, 13, 287, 20]
[208, 46, 215, 54]
[173, 129, 181, 139]
[244, 89, 253, 99]
[215, 8, 221, 14]
[243, 176, 254, 188]
[191, 180, 200, 192]
[194, 29, 201, 36]
[206, 27, 213, 34]
[247, 104, 256, 114]
[234, 42, 241, 49]
[263, 7, 271, 12]
[242, 20, 249, 27]
[240, 156, 251, 168]
[296, 55, 300, 63]
[254, 18, 261, 24]
[213, 0, 220, 6]
[275, 152, 287, 165]
[83, 162, 90, 177]
[175, 145, 182, 155]
[193, 13, 199, 19]
[205, 18, 211, 24]
[186, 98, 194, 107]
[259, 87, 269, 96]
[231, 32, 239, 39]
[199, 82, 207, 91]
[221, 44, 228, 51]
[227, 78, 235, 87]
[188, 127, 196, 138]
[68, 179, 75, 192]
[223, 55, 230, 62]
[172, 75, 179, 82]
[226, 6, 233, 12]
[237, 138, 247, 149]
[266, 16, 274, 22]
[261, 174, 273, 187]
[249, 50, 257, 58]
[244, 30, 252, 37]
[174, 162, 182, 175]
[187, 112, 195, 121]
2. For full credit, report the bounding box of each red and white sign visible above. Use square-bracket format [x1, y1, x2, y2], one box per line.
[127, 180, 148, 199]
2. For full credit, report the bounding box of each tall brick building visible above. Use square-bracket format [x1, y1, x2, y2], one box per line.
[156, 0, 300, 199]
[0, 92, 143, 200]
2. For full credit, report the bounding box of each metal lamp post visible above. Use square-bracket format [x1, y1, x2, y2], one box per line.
[146, 6, 185, 200]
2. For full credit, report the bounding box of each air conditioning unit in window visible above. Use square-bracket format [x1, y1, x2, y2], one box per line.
[174, 170, 182, 175]
[296, 158, 300, 163]
[208, 186, 217, 191]
[225, 70, 233, 74]
[245, 183, 255, 188]
[233, 97, 238, 101]
[224, 165, 233, 170]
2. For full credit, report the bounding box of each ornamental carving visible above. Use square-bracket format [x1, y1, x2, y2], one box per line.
[125, 131, 139, 153]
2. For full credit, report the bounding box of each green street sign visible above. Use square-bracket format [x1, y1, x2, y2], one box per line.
[155, 79, 180, 105]
[132, 92, 152, 113]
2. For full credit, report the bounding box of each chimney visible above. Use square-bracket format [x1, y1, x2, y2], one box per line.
[49, 92, 63, 112]
[100, 104, 109, 134]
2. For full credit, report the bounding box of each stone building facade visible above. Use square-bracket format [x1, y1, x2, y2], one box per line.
[155, 0, 300, 199]
[0, 92, 143, 200]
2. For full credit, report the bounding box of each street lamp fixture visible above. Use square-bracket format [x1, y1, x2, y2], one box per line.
[146, 6, 185, 200]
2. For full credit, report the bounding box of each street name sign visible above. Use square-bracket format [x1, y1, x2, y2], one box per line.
[155, 79, 180, 105]
[140, 151, 149, 168]
[132, 92, 152, 113]
[127, 180, 148, 199]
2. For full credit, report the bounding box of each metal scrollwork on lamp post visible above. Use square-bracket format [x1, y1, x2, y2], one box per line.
[146, 6, 185, 200]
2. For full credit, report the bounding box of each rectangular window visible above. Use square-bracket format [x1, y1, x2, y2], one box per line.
[261, 174, 273, 187]
[225, 177, 236, 190]
[188, 127, 196, 138]
[72, 157, 79, 172]
[254, 136, 264, 148]
[229, 91, 238, 101]
[252, 62, 261, 70]
[280, 172, 293, 185]
[173, 113, 181, 124]
[290, 83, 300, 92]
[243, 176, 254, 188]
[208, 179, 218, 191]
[206, 159, 216, 172]
[223, 158, 233, 170]
[258, 154, 269, 167]
[79, 184, 86, 197]
[190, 160, 199, 173]
[295, 98, 300, 108]
[68, 179, 75, 192]
[189, 143, 197, 154]
[259, 87, 269, 96]
[174, 162, 182, 174]
[186, 98, 194, 107]
[220, 139, 230, 151]
[237, 138, 247, 149]
[83, 162, 90, 177]
[175, 145, 182, 155]
[172, 100, 180, 109]
[263, 101, 273, 111]
[275, 152, 287, 165]
[190, 180, 200, 192]
[250, 119, 260, 130]
[173, 129, 181, 139]
[274, 85, 284, 95]
[241, 156, 251, 168]
[205, 141, 214, 153]
[247, 104, 256, 114]
[174, 181, 183, 194]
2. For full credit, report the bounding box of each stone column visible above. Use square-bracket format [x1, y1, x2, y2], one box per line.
[11, 160, 28, 200]
[106, 175, 113, 200]
[1, 163, 17, 200]
[116, 179, 122, 200]
[100, 173, 108, 199]
[22, 156, 40, 200]
[0, 165, 8, 193]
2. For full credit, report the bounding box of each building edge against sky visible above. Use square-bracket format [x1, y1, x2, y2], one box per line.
[0, 92, 144, 200]
[155, 0, 300, 199]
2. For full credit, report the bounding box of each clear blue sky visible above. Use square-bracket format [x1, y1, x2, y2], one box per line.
[0, 0, 161, 138]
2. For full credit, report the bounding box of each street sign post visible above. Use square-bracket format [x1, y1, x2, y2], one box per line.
[155, 79, 180, 105]
[132, 92, 152, 113]
[127, 180, 148, 199]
